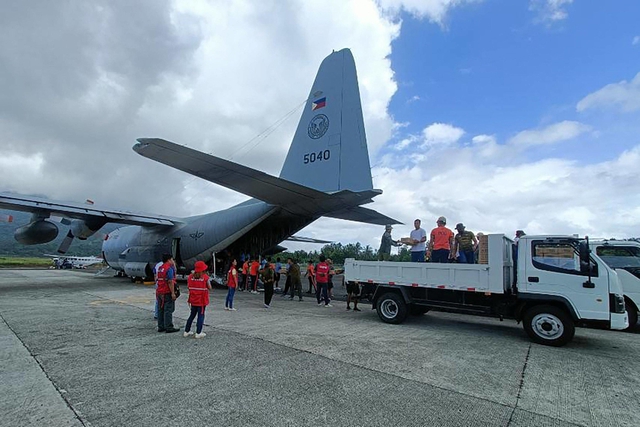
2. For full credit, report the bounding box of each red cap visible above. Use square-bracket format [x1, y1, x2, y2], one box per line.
[194, 261, 208, 273]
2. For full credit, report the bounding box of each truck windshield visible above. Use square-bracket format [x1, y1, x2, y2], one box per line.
[596, 246, 640, 268]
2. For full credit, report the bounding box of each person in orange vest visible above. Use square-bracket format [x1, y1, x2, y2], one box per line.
[183, 261, 212, 339]
[315, 255, 332, 307]
[241, 259, 249, 291]
[304, 260, 316, 294]
[427, 216, 455, 263]
[156, 253, 180, 333]
[249, 256, 260, 293]
[225, 259, 238, 311]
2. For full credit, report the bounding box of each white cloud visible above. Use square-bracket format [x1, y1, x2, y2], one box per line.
[529, 0, 573, 23]
[577, 72, 640, 113]
[421, 123, 465, 147]
[508, 121, 591, 147]
[0, 0, 406, 217]
[633, 36, 640, 46]
[360, 141, 640, 251]
[376, 0, 478, 26]
[471, 134, 496, 145]
[407, 95, 421, 104]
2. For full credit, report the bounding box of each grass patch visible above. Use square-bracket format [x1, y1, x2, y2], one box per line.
[0, 256, 52, 268]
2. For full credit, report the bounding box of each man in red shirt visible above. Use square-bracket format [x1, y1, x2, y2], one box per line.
[156, 253, 180, 333]
[427, 216, 454, 263]
[315, 255, 332, 307]
[249, 257, 260, 293]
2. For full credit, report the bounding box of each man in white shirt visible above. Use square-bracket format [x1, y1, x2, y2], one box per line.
[409, 219, 427, 262]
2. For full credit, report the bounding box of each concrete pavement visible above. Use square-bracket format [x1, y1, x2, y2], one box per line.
[0, 269, 638, 426]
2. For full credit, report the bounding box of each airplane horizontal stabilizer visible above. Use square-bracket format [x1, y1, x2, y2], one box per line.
[134, 138, 400, 225]
[286, 235, 333, 244]
[324, 206, 401, 226]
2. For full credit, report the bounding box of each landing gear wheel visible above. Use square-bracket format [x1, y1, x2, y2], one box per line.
[523, 305, 574, 347]
[376, 292, 408, 324]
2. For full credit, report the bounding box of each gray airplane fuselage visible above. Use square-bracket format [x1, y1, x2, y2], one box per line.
[102, 199, 315, 277]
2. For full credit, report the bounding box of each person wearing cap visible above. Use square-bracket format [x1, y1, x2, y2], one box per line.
[514, 230, 526, 245]
[427, 216, 454, 263]
[409, 219, 428, 262]
[184, 260, 212, 338]
[452, 223, 478, 264]
[378, 224, 401, 261]
[260, 258, 276, 308]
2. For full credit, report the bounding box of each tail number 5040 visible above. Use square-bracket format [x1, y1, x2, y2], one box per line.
[303, 150, 331, 164]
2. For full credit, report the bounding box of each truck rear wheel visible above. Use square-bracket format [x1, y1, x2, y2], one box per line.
[523, 305, 575, 347]
[376, 292, 408, 324]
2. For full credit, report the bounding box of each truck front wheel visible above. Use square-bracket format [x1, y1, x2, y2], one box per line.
[523, 305, 575, 347]
[625, 298, 638, 331]
[376, 292, 408, 324]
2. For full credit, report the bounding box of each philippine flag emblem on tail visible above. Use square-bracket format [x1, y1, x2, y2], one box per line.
[311, 97, 326, 111]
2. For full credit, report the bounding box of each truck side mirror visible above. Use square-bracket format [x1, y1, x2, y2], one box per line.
[579, 241, 590, 264]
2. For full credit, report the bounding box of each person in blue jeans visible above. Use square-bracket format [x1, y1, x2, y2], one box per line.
[452, 223, 478, 264]
[225, 259, 238, 311]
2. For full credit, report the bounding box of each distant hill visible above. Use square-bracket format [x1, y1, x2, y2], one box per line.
[0, 210, 118, 257]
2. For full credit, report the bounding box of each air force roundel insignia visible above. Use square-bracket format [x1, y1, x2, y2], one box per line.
[308, 114, 329, 139]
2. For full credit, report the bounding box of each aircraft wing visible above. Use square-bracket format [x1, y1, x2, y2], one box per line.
[0, 193, 178, 227]
[133, 138, 401, 224]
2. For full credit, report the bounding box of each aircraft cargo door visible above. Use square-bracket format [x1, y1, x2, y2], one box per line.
[171, 238, 184, 268]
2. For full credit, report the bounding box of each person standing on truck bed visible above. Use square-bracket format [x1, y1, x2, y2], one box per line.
[427, 216, 455, 263]
[409, 219, 427, 262]
[378, 224, 401, 261]
[452, 223, 478, 264]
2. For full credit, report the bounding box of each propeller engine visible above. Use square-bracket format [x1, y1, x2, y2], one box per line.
[57, 218, 107, 254]
[14, 215, 59, 245]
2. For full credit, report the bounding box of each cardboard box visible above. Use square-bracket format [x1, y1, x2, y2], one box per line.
[400, 237, 415, 245]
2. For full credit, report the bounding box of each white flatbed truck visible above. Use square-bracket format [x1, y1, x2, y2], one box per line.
[591, 239, 640, 329]
[345, 234, 628, 346]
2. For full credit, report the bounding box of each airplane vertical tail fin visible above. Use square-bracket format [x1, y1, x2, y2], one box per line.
[279, 48, 374, 193]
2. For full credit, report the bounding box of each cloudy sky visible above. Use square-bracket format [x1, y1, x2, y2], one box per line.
[1, 0, 639, 252]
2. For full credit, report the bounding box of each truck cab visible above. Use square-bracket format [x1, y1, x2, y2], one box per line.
[590, 239, 640, 329]
[516, 235, 628, 337]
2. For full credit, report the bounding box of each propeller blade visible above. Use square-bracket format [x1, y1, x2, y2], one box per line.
[57, 230, 74, 254]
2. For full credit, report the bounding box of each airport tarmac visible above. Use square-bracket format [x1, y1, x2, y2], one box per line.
[1, 269, 639, 427]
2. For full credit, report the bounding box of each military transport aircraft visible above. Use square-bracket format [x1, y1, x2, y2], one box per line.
[0, 48, 399, 278]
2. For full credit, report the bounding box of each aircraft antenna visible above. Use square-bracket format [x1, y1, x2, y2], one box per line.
[182, 98, 307, 205]
[227, 98, 307, 161]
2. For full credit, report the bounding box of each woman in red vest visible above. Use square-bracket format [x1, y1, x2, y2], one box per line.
[184, 261, 212, 339]
[225, 259, 238, 311]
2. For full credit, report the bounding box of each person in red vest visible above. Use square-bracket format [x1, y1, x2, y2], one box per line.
[156, 253, 180, 333]
[184, 260, 212, 339]
[315, 255, 332, 307]
[249, 256, 260, 293]
[225, 259, 238, 311]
